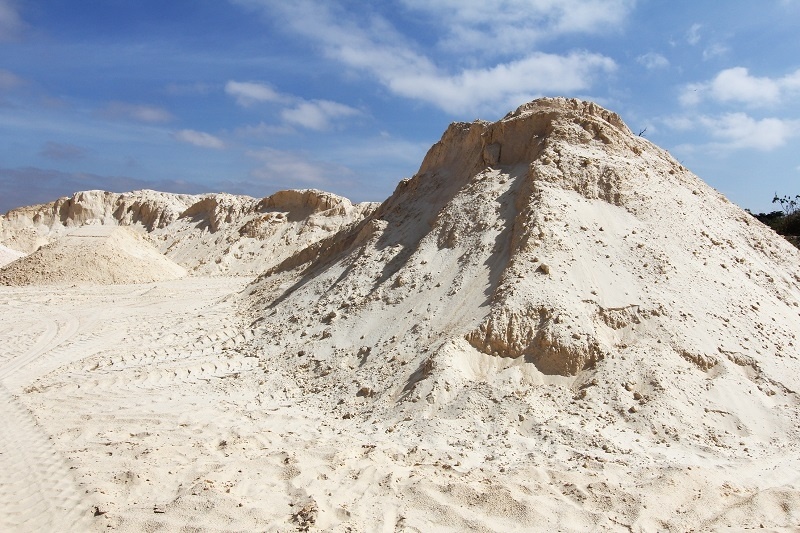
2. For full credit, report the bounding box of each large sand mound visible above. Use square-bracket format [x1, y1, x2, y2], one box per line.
[240, 97, 800, 528]
[0, 225, 186, 285]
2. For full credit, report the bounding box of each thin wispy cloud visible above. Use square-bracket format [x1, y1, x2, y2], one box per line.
[702, 43, 729, 60]
[225, 81, 289, 106]
[0, 0, 23, 42]
[97, 102, 174, 123]
[245, 147, 353, 187]
[687, 23, 702, 45]
[636, 52, 669, 70]
[0, 68, 23, 90]
[173, 129, 225, 149]
[39, 141, 88, 161]
[226, 80, 361, 131]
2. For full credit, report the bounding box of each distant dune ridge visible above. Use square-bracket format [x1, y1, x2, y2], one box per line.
[1, 98, 799, 531]
[0, 188, 377, 279]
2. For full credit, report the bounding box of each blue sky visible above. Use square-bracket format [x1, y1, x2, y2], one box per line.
[1, 0, 799, 213]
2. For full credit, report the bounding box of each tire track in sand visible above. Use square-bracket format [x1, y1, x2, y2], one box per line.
[0, 383, 92, 531]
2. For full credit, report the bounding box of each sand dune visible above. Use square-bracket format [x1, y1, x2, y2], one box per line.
[0, 226, 186, 286]
[0, 98, 799, 531]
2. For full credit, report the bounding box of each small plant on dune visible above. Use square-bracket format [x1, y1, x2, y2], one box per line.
[751, 194, 800, 249]
[772, 193, 799, 216]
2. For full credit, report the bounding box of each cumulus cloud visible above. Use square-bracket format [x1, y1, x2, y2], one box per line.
[281, 100, 361, 130]
[0, 0, 23, 42]
[664, 110, 798, 152]
[39, 141, 88, 161]
[98, 102, 173, 123]
[173, 129, 225, 149]
[636, 53, 669, 70]
[225, 81, 288, 106]
[681, 67, 800, 107]
[699, 113, 798, 151]
[233, 0, 619, 115]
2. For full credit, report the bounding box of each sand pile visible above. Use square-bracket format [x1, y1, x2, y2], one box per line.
[0, 225, 186, 285]
[239, 97, 800, 529]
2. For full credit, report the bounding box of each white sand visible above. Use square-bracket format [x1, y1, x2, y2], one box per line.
[0, 226, 186, 286]
[0, 244, 23, 268]
[1, 98, 799, 531]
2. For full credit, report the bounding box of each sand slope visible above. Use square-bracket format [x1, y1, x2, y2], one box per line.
[0, 98, 799, 531]
[0, 244, 23, 268]
[0, 226, 186, 285]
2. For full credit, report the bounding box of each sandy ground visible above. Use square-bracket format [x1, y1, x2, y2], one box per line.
[2, 276, 799, 532]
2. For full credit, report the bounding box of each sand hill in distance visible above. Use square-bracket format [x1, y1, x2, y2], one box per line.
[1, 97, 799, 532]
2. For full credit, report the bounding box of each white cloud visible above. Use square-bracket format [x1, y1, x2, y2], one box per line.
[398, 0, 635, 55]
[0, 0, 23, 41]
[245, 147, 351, 186]
[687, 23, 702, 45]
[702, 43, 728, 60]
[681, 67, 800, 107]
[233, 122, 294, 138]
[225, 80, 361, 131]
[281, 100, 360, 130]
[386, 52, 616, 114]
[173, 129, 225, 149]
[232, 0, 617, 116]
[225, 80, 288, 106]
[700, 113, 798, 151]
[637, 52, 669, 70]
[98, 102, 173, 123]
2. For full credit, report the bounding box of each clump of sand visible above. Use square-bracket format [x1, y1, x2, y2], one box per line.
[0, 225, 185, 285]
